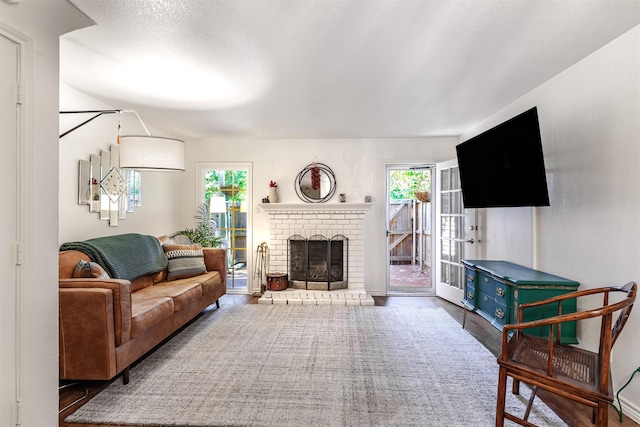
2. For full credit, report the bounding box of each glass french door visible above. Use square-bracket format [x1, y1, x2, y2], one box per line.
[197, 163, 252, 293]
[435, 159, 477, 304]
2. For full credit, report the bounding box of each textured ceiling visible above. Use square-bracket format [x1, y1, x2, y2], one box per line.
[61, 0, 640, 140]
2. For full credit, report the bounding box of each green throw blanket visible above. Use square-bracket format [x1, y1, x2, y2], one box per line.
[60, 233, 168, 281]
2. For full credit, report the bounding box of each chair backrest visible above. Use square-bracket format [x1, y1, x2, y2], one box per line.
[595, 282, 637, 393]
[610, 281, 637, 347]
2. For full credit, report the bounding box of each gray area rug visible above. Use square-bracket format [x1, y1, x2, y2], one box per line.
[67, 305, 566, 426]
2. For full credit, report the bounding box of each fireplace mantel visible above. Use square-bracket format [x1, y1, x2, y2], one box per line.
[259, 203, 372, 212]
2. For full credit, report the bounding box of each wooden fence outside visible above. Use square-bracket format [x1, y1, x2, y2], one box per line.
[389, 200, 431, 270]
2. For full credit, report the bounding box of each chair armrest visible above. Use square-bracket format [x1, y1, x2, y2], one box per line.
[59, 278, 132, 345]
[503, 311, 587, 333]
[518, 286, 619, 312]
[203, 248, 227, 286]
[516, 284, 632, 326]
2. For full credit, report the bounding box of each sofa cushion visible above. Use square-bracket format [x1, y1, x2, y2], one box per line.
[130, 295, 174, 338]
[198, 271, 222, 295]
[163, 244, 206, 281]
[136, 281, 203, 312]
[73, 259, 110, 279]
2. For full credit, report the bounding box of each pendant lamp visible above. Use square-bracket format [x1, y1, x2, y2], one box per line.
[59, 109, 185, 171]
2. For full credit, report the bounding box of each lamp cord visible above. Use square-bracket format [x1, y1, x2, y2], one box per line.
[611, 366, 640, 422]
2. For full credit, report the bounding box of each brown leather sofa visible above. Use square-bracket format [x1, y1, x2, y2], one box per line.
[58, 235, 226, 384]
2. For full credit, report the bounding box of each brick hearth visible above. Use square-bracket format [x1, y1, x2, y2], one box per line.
[258, 289, 375, 305]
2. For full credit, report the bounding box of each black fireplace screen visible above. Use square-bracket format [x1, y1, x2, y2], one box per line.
[288, 234, 348, 290]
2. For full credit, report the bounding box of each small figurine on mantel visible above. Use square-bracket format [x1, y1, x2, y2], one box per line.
[269, 180, 279, 203]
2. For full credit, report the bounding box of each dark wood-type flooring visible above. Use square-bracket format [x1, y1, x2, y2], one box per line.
[60, 294, 639, 427]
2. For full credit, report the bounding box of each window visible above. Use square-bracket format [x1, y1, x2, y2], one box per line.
[125, 169, 141, 212]
[439, 166, 464, 290]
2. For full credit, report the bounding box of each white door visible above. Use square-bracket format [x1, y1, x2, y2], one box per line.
[0, 32, 20, 427]
[386, 165, 434, 295]
[435, 159, 478, 305]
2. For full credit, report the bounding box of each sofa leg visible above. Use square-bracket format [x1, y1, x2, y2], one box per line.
[216, 299, 220, 309]
[122, 367, 130, 384]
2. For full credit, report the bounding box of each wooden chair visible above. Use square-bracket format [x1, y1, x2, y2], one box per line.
[496, 281, 637, 427]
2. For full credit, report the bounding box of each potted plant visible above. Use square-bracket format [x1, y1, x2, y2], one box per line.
[172, 202, 223, 248]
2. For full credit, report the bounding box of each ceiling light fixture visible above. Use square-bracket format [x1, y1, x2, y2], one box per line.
[59, 109, 185, 171]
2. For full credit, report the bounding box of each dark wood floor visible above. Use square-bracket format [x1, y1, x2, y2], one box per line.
[60, 294, 639, 427]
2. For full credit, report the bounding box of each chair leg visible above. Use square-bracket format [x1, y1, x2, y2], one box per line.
[512, 378, 520, 395]
[595, 401, 608, 427]
[462, 308, 467, 329]
[523, 386, 538, 421]
[496, 367, 508, 427]
[122, 367, 130, 384]
[216, 299, 220, 309]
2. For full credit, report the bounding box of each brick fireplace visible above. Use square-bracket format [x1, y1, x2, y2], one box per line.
[259, 203, 372, 293]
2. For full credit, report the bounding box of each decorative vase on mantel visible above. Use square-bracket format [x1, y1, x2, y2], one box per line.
[269, 185, 279, 203]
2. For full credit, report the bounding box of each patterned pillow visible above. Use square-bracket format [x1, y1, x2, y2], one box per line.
[163, 244, 206, 281]
[73, 259, 110, 279]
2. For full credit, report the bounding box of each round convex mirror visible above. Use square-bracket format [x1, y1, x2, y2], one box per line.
[295, 163, 336, 203]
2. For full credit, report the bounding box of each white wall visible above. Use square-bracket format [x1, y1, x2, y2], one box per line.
[461, 24, 640, 421]
[0, 0, 632, 422]
[0, 1, 92, 426]
[184, 137, 458, 295]
[59, 84, 184, 243]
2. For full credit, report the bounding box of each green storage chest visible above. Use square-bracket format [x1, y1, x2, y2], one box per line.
[461, 260, 579, 344]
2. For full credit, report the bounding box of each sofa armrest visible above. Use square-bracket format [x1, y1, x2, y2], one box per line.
[59, 278, 132, 346]
[203, 248, 227, 287]
[59, 288, 118, 380]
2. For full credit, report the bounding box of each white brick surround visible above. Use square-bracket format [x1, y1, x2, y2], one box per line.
[260, 203, 372, 292]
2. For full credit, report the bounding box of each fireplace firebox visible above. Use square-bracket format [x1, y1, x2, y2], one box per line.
[288, 234, 348, 290]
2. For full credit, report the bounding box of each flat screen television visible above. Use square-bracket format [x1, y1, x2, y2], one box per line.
[456, 107, 550, 208]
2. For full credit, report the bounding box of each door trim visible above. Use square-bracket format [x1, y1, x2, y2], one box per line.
[0, 26, 27, 427]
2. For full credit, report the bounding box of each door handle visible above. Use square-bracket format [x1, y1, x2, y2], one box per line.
[443, 237, 474, 244]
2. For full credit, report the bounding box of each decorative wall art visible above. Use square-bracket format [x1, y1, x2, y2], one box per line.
[295, 162, 336, 203]
[78, 144, 137, 226]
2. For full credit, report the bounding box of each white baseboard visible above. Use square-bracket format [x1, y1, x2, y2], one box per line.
[617, 395, 640, 425]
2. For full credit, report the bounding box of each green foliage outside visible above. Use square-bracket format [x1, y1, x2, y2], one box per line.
[389, 169, 431, 200]
[205, 170, 247, 205]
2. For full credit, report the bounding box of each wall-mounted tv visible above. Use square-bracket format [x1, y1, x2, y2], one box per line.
[456, 107, 550, 208]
